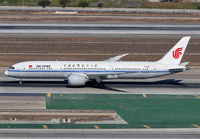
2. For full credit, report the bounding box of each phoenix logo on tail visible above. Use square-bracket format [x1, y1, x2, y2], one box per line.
[173, 47, 183, 59]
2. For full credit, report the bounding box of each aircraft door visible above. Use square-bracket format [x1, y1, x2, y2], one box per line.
[18, 65, 26, 77]
[153, 66, 157, 76]
[106, 65, 114, 71]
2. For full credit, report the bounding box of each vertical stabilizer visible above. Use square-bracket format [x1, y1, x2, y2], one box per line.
[157, 36, 191, 65]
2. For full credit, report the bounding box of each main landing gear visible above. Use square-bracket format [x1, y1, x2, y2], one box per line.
[93, 77, 105, 88]
[94, 81, 105, 88]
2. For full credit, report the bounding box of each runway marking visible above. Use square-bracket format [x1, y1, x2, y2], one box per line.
[142, 94, 147, 97]
[43, 125, 48, 129]
[47, 93, 51, 97]
[192, 124, 200, 128]
[94, 125, 100, 129]
[194, 95, 200, 99]
[143, 125, 151, 129]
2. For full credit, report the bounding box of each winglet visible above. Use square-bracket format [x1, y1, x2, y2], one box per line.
[104, 53, 129, 62]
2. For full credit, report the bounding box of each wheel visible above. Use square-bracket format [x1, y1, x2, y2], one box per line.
[94, 81, 104, 88]
[94, 82, 100, 88]
[99, 82, 105, 88]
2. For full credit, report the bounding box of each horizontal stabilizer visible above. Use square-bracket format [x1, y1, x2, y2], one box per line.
[168, 66, 188, 71]
[180, 62, 189, 66]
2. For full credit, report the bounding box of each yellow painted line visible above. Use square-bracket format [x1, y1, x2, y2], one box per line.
[142, 94, 147, 97]
[143, 125, 151, 129]
[43, 125, 48, 129]
[192, 124, 200, 128]
[47, 93, 51, 97]
[94, 125, 100, 129]
[194, 95, 200, 99]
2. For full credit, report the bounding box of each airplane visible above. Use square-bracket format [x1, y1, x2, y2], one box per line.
[4, 36, 191, 87]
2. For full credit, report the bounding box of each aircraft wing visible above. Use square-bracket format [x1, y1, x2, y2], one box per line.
[86, 71, 123, 76]
[104, 53, 129, 62]
[86, 71, 138, 79]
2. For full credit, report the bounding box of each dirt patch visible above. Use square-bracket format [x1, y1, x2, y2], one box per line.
[0, 109, 117, 122]
[0, 37, 199, 67]
[0, 10, 200, 23]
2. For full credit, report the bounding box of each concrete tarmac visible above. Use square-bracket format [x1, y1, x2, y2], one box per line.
[0, 128, 199, 139]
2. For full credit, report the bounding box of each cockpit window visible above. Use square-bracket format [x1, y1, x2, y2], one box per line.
[9, 67, 15, 69]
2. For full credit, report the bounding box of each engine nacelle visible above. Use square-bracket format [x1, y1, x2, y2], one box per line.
[68, 74, 87, 86]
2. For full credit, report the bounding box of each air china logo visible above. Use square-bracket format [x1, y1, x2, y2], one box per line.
[172, 47, 183, 59]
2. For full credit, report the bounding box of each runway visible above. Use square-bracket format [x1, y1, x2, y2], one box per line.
[1, 24, 200, 31]
[0, 128, 199, 139]
[0, 24, 200, 35]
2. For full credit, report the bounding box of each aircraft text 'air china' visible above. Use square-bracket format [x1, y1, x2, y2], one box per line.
[5, 36, 191, 87]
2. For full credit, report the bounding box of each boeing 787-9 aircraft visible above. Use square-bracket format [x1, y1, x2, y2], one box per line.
[5, 36, 191, 87]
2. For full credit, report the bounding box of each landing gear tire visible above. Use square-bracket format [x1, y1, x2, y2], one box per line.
[94, 82, 104, 88]
[99, 82, 105, 88]
[94, 83, 99, 88]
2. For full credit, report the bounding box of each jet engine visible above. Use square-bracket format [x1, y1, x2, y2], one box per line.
[68, 73, 88, 86]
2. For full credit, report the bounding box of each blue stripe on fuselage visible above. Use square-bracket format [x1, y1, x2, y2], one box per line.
[7, 69, 169, 73]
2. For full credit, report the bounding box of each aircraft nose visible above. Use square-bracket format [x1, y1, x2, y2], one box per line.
[4, 70, 8, 76]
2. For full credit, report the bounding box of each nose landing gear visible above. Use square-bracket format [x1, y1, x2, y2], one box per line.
[18, 79, 22, 85]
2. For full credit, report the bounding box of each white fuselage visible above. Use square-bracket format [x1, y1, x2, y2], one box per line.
[5, 61, 183, 80]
